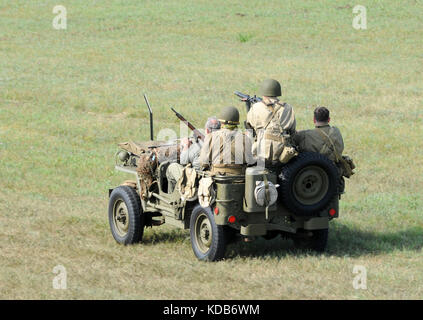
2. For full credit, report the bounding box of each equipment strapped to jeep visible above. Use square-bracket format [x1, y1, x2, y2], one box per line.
[108, 92, 348, 261]
[136, 151, 158, 199]
[278, 152, 339, 216]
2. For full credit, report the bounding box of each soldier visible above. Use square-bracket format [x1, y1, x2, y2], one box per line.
[293, 106, 344, 163]
[200, 106, 255, 175]
[246, 79, 296, 166]
[166, 117, 221, 192]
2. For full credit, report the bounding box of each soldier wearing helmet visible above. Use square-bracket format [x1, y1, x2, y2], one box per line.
[246, 79, 296, 165]
[200, 106, 255, 175]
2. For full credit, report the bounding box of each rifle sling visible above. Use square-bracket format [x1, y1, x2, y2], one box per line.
[263, 103, 284, 131]
[316, 128, 343, 163]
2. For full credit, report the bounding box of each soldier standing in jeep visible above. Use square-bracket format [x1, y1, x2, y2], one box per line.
[246, 79, 297, 166]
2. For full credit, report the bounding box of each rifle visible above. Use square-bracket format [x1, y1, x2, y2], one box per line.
[234, 91, 262, 113]
[171, 107, 205, 141]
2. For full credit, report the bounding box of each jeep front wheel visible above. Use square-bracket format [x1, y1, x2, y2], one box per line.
[108, 186, 144, 244]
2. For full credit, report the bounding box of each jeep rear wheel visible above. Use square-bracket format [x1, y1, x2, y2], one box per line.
[190, 205, 226, 261]
[293, 228, 329, 252]
[108, 186, 144, 244]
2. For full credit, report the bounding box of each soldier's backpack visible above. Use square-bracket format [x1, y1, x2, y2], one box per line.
[261, 102, 299, 164]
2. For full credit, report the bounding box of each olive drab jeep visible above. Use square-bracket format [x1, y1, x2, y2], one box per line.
[107, 95, 344, 261]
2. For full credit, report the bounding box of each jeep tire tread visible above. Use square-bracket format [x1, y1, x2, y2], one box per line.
[108, 186, 144, 245]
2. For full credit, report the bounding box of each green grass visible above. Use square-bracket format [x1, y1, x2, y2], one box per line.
[1, 0, 423, 299]
[237, 32, 253, 43]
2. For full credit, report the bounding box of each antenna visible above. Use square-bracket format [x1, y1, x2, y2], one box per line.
[143, 94, 154, 141]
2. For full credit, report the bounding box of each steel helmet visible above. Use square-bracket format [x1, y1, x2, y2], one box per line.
[218, 106, 240, 125]
[259, 79, 282, 97]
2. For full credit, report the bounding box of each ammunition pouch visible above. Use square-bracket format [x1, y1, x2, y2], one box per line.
[339, 155, 356, 178]
[279, 145, 298, 164]
[198, 177, 215, 208]
[177, 165, 198, 201]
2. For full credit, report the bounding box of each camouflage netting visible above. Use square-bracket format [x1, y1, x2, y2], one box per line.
[136, 151, 158, 199]
[154, 145, 180, 163]
[118, 140, 180, 199]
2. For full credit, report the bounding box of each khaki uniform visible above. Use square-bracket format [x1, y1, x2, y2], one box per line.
[293, 124, 344, 162]
[166, 142, 202, 193]
[246, 99, 296, 163]
[199, 128, 255, 175]
[180, 142, 202, 170]
[166, 162, 184, 193]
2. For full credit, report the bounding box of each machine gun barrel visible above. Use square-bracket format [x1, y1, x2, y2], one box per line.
[234, 91, 262, 113]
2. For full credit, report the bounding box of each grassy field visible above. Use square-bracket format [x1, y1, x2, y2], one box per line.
[1, 0, 422, 299]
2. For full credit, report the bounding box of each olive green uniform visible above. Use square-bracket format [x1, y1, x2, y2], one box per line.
[246, 98, 296, 163]
[199, 128, 255, 175]
[293, 124, 344, 162]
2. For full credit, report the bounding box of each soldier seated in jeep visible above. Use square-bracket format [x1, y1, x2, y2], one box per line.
[293, 106, 347, 192]
[199, 106, 255, 175]
[293, 106, 344, 164]
[166, 117, 221, 192]
[109, 99, 353, 261]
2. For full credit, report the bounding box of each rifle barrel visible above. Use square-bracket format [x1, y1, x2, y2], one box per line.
[171, 107, 205, 141]
[234, 91, 249, 99]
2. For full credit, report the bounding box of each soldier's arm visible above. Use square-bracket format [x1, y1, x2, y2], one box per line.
[292, 130, 306, 150]
[280, 104, 296, 133]
[244, 133, 256, 165]
[179, 138, 191, 165]
[245, 107, 257, 137]
[333, 127, 345, 155]
[180, 149, 189, 165]
[246, 106, 255, 129]
[189, 142, 202, 169]
[199, 134, 212, 169]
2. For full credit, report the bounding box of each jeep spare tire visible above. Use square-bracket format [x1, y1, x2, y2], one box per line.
[278, 152, 339, 216]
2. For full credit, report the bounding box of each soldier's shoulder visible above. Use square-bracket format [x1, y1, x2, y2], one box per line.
[330, 125, 343, 135]
[215, 128, 232, 136]
[293, 129, 311, 142]
[281, 102, 293, 109]
[275, 102, 294, 113]
[210, 129, 222, 137]
[297, 128, 314, 136]
[250, 101, 266, 111]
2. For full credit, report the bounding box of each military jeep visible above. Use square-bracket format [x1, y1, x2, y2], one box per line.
[108, 102, 342, 261]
